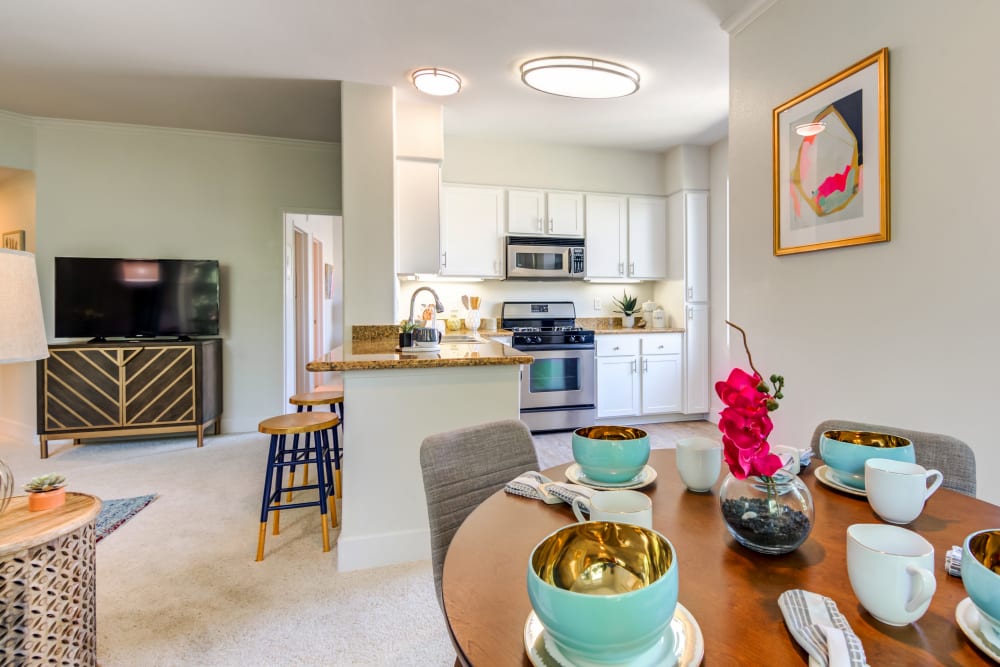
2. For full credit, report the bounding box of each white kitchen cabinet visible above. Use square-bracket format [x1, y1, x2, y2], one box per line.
[585, 194, 628, 279]
[396, 159, 441, 275]
[640, 333, 682, 414]
[668, 190, 709, 302]
[596, 336, 639, 418]
[627, 197, 668, 279]
[441, 184, 504, 278]
[684, 303, 710, 414]
[595, 334, 681, 417]
[508, 189, 584, 237]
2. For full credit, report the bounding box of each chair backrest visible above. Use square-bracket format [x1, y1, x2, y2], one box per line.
[810, 419, 976, 497]
[420, 419, 540, 609]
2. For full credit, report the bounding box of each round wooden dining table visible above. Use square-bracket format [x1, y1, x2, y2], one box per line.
[442, 449, 1000, 665]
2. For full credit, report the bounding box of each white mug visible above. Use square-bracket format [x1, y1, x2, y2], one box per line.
[572, 490, 652, 529]
[865, 458, 943, 524]
[771, 445, 801, 474]
[675, 437, 722, 492]
[846, 523, 936, 626]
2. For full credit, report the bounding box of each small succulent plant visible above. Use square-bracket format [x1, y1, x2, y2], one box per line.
[611, 291, 639, 316]
[399, 320, 420, 334]
[24, 473, 66, 493]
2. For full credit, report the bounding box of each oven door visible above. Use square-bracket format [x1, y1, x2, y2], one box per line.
[507, 244, 571, 279]
[519, 348, 596, 410]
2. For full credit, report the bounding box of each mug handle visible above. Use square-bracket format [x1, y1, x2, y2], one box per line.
[904, 564, 937, 613]
[572, 497, 591, 523]
[924, 469, 943, 499]
[436, 330, 442, 342]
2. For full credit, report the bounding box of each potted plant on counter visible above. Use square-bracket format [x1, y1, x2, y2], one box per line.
[612, 291, 639, 328]
[24, 473, 67, 511]
[399, 320, 419, 349]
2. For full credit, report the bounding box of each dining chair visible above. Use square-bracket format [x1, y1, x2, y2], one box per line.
[810, 419, 977, 497]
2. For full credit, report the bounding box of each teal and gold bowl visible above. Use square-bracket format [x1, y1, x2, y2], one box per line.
[526, 522, 678, 663]
[572, 425, 650, 483]
[819, 430, 914, 489]
[963, 529, 1000, 641]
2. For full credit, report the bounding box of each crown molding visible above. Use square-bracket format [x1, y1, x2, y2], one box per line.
[0, 108, 36, 127]
[721, 0, 778, 35]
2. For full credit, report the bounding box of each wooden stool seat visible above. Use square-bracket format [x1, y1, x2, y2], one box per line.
[258, 412, 339, 435]
[289, 390, 344, 407]
[255, 412, 339, 561]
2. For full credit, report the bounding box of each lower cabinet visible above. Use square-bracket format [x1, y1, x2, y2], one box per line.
[595, 334, 681, 418]
[37, 339, 223, 457]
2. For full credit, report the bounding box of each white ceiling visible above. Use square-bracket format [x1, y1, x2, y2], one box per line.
[0, 0, 754, 151]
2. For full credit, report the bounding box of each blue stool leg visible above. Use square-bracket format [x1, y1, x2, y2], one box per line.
[286, 432, 301, 502]
[312, 428, 332, 550]
[256, 434, 280, 561]
[272, 434, 288, 535]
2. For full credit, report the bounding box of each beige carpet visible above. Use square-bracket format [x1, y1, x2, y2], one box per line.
[0, 419, 717, 666]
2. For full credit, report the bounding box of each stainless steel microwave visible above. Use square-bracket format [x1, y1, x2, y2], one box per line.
[506, 236, 585, 280]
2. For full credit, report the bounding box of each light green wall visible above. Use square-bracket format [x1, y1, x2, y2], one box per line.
[730, 0, 998, 501]
[29, 119, 341, 433]
[0, 111, 35, 170]
[443, 136, 667, 196]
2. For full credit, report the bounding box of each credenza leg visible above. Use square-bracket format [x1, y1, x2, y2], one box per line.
[196, 424, 204, 447]
[39, 436, 48, 459]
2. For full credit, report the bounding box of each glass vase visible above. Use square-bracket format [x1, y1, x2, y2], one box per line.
[719, 470, 814, 555]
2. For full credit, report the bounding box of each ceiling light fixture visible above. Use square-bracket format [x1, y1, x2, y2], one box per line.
[520, 56, 640, 99]
[795, 121, 826, 137]
[411, 68, 462, 96]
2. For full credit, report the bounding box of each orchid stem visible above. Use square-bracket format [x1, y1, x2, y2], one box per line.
[726, 320, 762, 379]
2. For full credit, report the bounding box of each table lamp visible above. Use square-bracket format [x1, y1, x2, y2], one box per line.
[0, 248, 50, 514]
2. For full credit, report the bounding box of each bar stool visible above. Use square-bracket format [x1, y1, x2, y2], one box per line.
[256, 412, 339, 561]
[288, 390, 344, 499]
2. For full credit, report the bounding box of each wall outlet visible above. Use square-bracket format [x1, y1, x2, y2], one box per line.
[593, 298, 601, 311]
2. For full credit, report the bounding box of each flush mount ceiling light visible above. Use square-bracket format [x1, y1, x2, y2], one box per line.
[795, 121, 827, 136]
[411, 68, 462, 96]
[520, 56, 640, 99]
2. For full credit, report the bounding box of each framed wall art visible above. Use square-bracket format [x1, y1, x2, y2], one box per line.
[773, 48, 889, 256]
[2, 230, 25, 250]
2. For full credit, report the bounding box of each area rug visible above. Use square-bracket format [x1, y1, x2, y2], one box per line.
[96, 494, 158, 543]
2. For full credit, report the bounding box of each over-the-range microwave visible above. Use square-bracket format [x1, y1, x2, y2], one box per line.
[506, 236, 585, 280]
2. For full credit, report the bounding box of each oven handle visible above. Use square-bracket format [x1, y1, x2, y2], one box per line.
[513, 344, 595, 352]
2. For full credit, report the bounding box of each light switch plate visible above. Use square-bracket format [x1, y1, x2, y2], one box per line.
[593, 298, 601, 311]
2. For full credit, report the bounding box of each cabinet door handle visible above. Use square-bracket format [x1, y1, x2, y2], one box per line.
[618, 262, 624, 275]
[537, 217, 543, 231]
[548, 218, 554, 232]
[687, 286, 693, 299]
[493, 259, 498, 273]
[643, 358, 648, 373]
[631, 359, 637, 374]
[442, 251, 447, 267]
[629, 261, 635, 275]
[613, 345, 620, 351]
[658, 345, 664, 350]
[688, 307, 693, 321]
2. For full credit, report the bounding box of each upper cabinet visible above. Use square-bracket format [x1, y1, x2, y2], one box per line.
[396, 159, 441, 275]
[585, 194, 667, 280]
[507, 189, 584, 237]
[668, 190, 709, 302]
[584, 194, 628, 279]
[627, 196, 667, 280]
[441, 184, 505, 278]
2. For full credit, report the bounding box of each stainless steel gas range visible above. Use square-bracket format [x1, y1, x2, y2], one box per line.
[501, 301, 596, 433]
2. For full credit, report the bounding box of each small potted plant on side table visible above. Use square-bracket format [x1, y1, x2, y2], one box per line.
[399, 320, 419, 349]
[612, 291, 639, 328]
[25, 473, 67, 511]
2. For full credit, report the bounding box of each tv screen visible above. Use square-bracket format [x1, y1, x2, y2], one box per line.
[55, 257, 220, 339]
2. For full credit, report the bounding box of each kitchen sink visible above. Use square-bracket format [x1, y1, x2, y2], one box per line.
[441, 334, 485, 343]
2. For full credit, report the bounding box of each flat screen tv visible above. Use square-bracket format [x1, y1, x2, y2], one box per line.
[55, 257, 220, 340]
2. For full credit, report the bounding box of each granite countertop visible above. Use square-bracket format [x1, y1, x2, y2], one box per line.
[593, 327, 686, 335]
[306, 337, 533, 372]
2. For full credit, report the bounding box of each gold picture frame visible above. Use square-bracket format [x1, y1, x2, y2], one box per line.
[2, 230, 25, 250]
[773, 48, 889, 256]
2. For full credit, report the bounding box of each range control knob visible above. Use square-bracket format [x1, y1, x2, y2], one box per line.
[568, 335, 581, 343]
[531, 336, 543, 345]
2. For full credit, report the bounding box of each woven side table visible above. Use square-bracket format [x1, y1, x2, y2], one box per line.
[0, 492, 101, 666]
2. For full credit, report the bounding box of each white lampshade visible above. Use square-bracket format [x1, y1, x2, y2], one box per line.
[0, 249, 49, 363]
[520, 56, 640, 99]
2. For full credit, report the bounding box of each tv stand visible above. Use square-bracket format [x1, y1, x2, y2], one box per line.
[87, 337, 108, 344]
[36, 338, 223, 458]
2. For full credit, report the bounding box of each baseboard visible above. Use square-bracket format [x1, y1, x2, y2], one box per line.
[595, 414, 709, 427]
[336, 528, 431, 572]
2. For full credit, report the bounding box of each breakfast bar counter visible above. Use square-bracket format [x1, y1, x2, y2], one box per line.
[307, 335, 531, 572]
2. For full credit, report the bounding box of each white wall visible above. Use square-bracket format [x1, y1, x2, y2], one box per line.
[730, 0, 998, 501]
[443, 136, 667, 196]
[708, 138, 729, 421]
[294, 213, 343, 387]
[24, 119, 340, 436]
[0, 167, 38, 441]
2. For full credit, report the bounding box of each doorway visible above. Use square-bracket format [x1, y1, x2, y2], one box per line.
[283, 212, 344, 410]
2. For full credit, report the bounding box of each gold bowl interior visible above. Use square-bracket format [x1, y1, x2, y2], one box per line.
[823, 430, 912, 449]
[969, 530, 1000, 574]
[531, 522, 672, 595]
[575, 425, 648, 441]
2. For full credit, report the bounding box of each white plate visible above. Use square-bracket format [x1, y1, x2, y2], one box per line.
[565, 463, 657, 490]
[524, 602, 704, 667]
[814, 465, 867, 498]
[957, 597, 1000, 662]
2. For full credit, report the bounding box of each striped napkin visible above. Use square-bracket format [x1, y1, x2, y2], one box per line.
[778, 590, 867, 667]
[504, 471, 594, 505]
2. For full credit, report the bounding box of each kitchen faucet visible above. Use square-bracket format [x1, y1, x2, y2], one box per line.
[408, 286, 445, 327]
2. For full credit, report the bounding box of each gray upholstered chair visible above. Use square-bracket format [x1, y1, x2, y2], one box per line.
[420, 419, 540, 606]
[810, 419, 977, 497]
